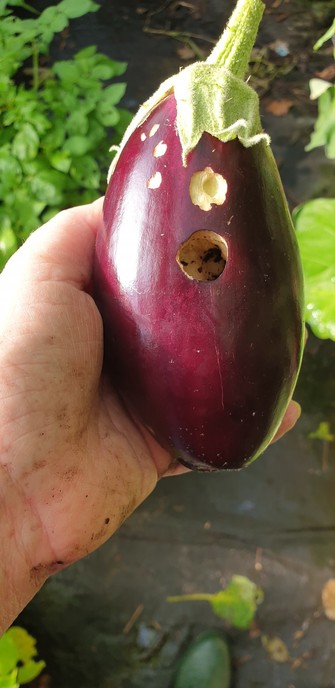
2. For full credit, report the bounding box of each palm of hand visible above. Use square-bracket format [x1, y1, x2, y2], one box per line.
[0, 201, 174, 584]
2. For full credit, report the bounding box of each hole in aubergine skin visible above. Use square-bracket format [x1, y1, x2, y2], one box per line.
[189, 167, 228, 211]
[176, 230, 227, 282]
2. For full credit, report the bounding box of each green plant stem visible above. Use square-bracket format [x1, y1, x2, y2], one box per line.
[206, 0, 265, 79]
[167, 593, 213, 603]
[20, 1, 40, 15]
[32, 42, 39, 90]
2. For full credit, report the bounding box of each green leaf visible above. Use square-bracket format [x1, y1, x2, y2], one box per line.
[95, 100, 120, 127]
[0, 219, 18, 269]
[0, 634, 18, 676]
[0, 672, 19, 688]
[83, 119, 105, 147]
[305, 86, 335, 159]
[27, 113, 51, 137]
[102, 82, 127, 105]
[0, 629, 46, 686]
[20, 157, 49, 177]
[12, 123, 39, 161]
[38, 7, 68, 33]
[309, 422, 335, 442]
[70, 155, 101, 189]
[42, 123, 65, 152]
[65, 111, 89, 136]
[74, 45, 97, 59]
[57, 0, 99, 19]
[52, 60, 80, 83]
[73, 52, 127, 78]
[49, 150, 72, 173]
[91, 63, 117, 81]
[17, 660, 46, 685]
[63, 135, 92, 156]
[208, 576, 264, 629]
[0, 149, 22, 189]
[30, 169, 66, 205]
[10, 189, 45, 236]
[167, 575, 263, 630]
[106, 59, 127, 77]
[53, 88, 78, 113]
[294, 198, 335, 341]
[4, 628, 36, 665]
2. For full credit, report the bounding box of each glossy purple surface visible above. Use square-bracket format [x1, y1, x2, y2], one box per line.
[94, 94, 304, 470]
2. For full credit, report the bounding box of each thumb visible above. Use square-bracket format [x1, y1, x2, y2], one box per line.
[1, 199, 104, 293]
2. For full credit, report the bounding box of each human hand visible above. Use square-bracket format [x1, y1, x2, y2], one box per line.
[0, 200, 301, 631]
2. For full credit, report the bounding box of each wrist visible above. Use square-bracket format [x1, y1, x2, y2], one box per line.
[0, 462, 54, 634]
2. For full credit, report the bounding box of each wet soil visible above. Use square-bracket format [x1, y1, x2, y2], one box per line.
[18, 0, 335, 686]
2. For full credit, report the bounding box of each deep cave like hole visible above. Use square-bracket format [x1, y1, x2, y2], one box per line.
[176, 230, 228, 282]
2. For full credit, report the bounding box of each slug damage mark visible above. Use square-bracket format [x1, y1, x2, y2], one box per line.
[190, 167, 228, 211]
[149, 123, 160, 137]
[153, 141, 167, 158]
[147, 171, 162, 189]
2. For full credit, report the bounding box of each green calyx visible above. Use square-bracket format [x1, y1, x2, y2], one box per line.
[109, 0, 269, 174]
[174, 61, 269, 165]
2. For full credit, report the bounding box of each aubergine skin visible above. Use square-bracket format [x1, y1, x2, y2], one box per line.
[94, 94, 304, 471]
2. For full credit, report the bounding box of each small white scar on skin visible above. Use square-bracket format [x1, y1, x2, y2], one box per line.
[140, 132, 147, 141]
[153, 141, 167, 157]
[149, 124, 160, 137]
[147, 171, 162, 189]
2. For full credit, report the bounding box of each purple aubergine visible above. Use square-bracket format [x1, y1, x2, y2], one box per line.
[93, 93, 304, 471]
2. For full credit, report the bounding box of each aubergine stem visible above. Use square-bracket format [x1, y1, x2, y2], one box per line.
[108, 0, 268, 173]
[207, 0, 264, 78]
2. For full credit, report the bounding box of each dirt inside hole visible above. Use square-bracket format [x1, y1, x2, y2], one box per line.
[176, 230, 228, 281]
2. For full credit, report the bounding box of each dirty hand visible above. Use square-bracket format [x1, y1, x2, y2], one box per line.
[0, 200, 301, 632]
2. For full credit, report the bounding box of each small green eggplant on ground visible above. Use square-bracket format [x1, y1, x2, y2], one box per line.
[93, 0, 305, 471]
[172, 630, 231, 688]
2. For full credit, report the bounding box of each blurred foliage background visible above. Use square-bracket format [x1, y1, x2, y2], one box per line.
[0, 0, 132, 269]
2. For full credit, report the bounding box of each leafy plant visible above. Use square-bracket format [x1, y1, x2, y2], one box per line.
[294, 199, 335, 340]
[0, 0, 132, 269]
[294, 22, 335, 341]
[0, 626, 46, 687]
[167, 575, 264, 630]
[309, 421, 335, 442]
[305, 18, 335, 159]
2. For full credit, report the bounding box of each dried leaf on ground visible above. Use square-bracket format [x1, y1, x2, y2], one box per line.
[322, 579, 335, 620]
[315, 65, 335, 81]
[262, 635, 290, 662]
[265, 99, 294, 115]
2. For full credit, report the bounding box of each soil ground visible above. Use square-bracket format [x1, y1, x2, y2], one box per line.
[19, 1, 335, 686]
